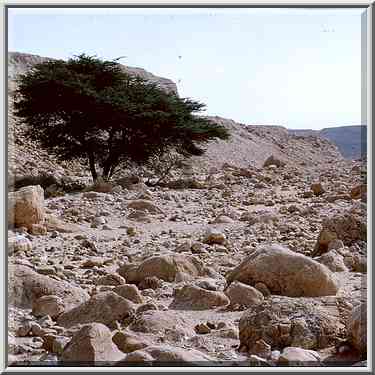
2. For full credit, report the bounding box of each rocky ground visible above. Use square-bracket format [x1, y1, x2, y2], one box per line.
[8, 153, 367, 367]
[7, 52, 367, 368]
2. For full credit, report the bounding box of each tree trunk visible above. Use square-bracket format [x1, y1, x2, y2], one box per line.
[88, 152, 98, 182]
[108, 164, 116, 180]
[102, 129, 116, 181]
[102, 161, 111, 181]
[103, 155, 120, 181]
[108, 160, 121, 179]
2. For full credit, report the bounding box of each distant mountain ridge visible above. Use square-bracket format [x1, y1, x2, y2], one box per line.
[289, 125, 367, 160]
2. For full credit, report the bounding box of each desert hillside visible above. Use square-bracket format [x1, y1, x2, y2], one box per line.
[289, 126, 367, 160]
[8, 52, 342, 183]
[8, 52, 367, 367]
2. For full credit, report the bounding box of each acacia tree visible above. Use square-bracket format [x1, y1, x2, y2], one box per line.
[14, 54, 229, 182]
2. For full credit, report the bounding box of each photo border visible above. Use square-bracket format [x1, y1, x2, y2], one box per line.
[1, 1, 373, 374]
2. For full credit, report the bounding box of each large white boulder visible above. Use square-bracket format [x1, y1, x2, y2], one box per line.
[8, 185, 45, 229]
[226, 244, 338, 297]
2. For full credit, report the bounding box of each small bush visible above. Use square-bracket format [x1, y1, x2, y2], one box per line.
[59, 177, 88, 193]
[46, 190, 66, 198]
[144, 150, 186, 186]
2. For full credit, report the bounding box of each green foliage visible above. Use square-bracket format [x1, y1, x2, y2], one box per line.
[142, 148, 186, 186]
[14, 54, 230, 181]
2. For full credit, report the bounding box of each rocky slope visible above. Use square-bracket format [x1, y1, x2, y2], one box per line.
[195, 116, 342, 172]
[289, 126, 367, 160]
[7, 53, 367, 368]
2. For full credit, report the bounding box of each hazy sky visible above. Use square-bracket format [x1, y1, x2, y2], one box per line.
[8, 8, 365, 129]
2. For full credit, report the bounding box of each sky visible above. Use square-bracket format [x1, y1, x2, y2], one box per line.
[8, 7, 365, 130]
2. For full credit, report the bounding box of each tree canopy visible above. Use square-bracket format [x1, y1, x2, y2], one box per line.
[14, 54, 230, 181]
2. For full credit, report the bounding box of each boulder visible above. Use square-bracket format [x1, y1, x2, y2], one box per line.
[195, 278, 219, 291]
[57, 291, 135, 328]
[311, 182, 325, 196]
[130, 310, 194, 337]
[117, 350, 154, 364]
[118, 254, 208, 284]
[313, 212, 367, 256]
[263, 155, 285, 168]
[224, 281, 264, 308]
[112, 331, 150, 353]
[138, 276, 163, 290]
[117, 264, 139, 283]
[169, 285, 229, 310]
[127, 200, 163, 214]
[61, 323, 124, 363]
[32, 295, 65, 319]
[315, 250, 348, 272]
[140, 345, 213, 363]
[203, 228, 227, 245]
[113, 284, 144, 304]
[348, 304, 367, 355]
[249, 339, 271, 359]
[351, 254, 367, 273]
[328, 239, 345, 251]
[254, 282, 271, 297]
[8, 234, 32, 255]
[226, 244, 338, 297]
[52, 336, 70, 355]
[8, 185, 45, 229]
[239, 296, 345, 352]
[136, 302, 159, 314]
[96, 273, 126, 286]
[42, 334, 58, 351]
[44, 214, 82, 233]
[212, 215, 234, 224]
[8, 264, 89, 311]
[350, 184, 366, 201]
[278, 347, 321, 366]
[195, 323, 211, 334]
[313, 229, 338, 255]
[81, 257, 106, 268]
